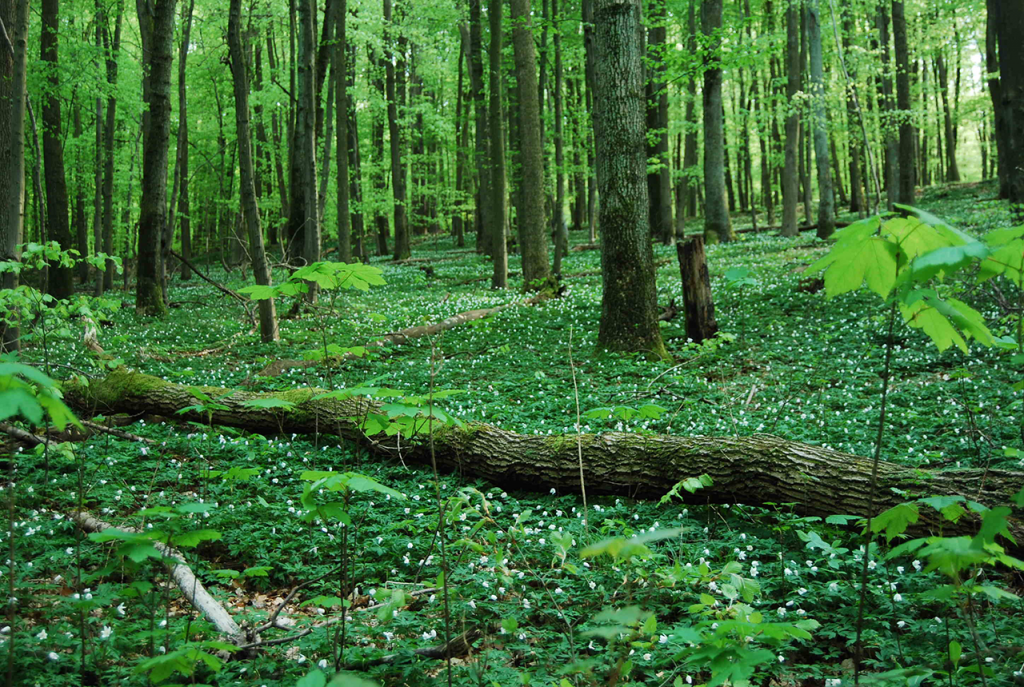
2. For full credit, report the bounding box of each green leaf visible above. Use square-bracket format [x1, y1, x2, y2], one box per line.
[237, 284, 276, 301]
[241, 398, 297, 411]
[869, 503, 919, 542]
[296, 669, 327, 687]
[172, 529, 222, 548]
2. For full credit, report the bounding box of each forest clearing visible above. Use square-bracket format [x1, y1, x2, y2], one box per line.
[2, 0, 1024, 685]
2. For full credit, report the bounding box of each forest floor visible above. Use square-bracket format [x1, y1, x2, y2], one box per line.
[8, 180, 1023, 686]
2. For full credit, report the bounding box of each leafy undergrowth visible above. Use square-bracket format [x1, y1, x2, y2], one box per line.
[5, 181, 1024, 685]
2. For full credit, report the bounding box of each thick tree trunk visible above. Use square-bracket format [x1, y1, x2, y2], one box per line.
[807, 0, 834, 239]
[592, 0, 667, 359]
[488, 0, 507, 287]
[228, 0, 278, 343]
[996, 0, 1024, 222]
[41, 0, 74, 300]
[782, 0, 801, 238]
[701, 0, 733, 244]
[63, 369, 1024, 542]
[510, 0, 549, 288]
[135, 0, 177, 316]
[0, 0, 29, 352]
[676, 236, 718, 344]
[892, 0, 915, 206]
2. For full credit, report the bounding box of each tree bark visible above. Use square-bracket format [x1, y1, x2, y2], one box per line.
[680, 0, 699, 224]
[164, 0, 193, 295]
[676, 235, 718, 343]
[782, 0, 801, 238]
[841, 8, 864, 215]
[592, 0, 668, 359]
[63, 369, 1024, 542]
[701, 0, 733, 244]
[996, 0, 1024, 222]
[298, 0, 320, 290]
[935, 50, 959, 183]
[488, 0, 507, 287]
[335, 0, 351, 262]
[0, 0, 29, 352]
[99, 2, 123, 293]
[892, 0, 915, 206]
[510, 0, 549, 289]
[807, 0, 834, 239]
[986, 0, 1009, 199]
[135, 0, 177, 316]
[551, 0, 568, 276]
[228, 0, 278, 343]
[41, 0, 74, 300]
[646, 0, 672, 246]
[384, 0, 410, 261]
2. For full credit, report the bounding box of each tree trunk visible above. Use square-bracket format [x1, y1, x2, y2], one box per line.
[935, 51, 960, 183]
[892, 0, 915, 206]
[510, 0, 549, 288]
[91, 9, 103, 287]
[100, 3, 123, 294]
[0, 0, 29, 352]
[488, 0, 507, 287]
[384, 0, 410, 261]
[998, 0, 1024, 221]
[701, 0, 733, 244]
[782, 0, 801, 238]
[298, 0, 320, 290]
[41, 0, 74, 300]
[333, 0, 351, 262]
[646, 0, 672, 246]
[592, 0, 668, 359]
[164, 0, 193, 296]
[346, 42, 366, 261]
[135, 0, 177, 316]
[72, 104, 89, 284]
[676, 236, 718, 344]
[807, 0, 834, 239]
[469, 0, 491, 256]
[987, 0, 1009, 199]
[228, 0, 278, 343]
[453, 25, 469, 249]
[841, 8, 864, 215]
[63, 369, 1024, 542]
[551, 0, 568, 276]
[681, 0, 699, 222]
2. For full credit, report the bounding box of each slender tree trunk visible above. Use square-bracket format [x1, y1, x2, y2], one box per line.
[297, 0, 320, 291]
[680, 0, 699, 224]
[510, 0, 549, 288]
[384, 0, 410, 261]
[91, 8, 103, 286]
[453, 25, 468, 248]
[371, 47, 390, 255]
[0, 0, 30, 351]
[41, 0, 74, 300]
[935, 51, 960, 183]
[592, 0, 668, 359]
[646, 0, 672, 245]
[163, 0, 193, 297]
[334, 0, 351, 262]
[100, 3, 123, 293]
[135, 0, 177, 316]
[551, 0, 568, 275]
[72, 104, 88, 283]
[266, 29, 289, 244]
[807, 0, 834, 238]
[842, 9, 864, 215]
[346, 42, 366, 260]
[228, 0, 278, 342]
[583, 0, 598, 242]
[702, 0, 733, 243]
[487, 0, 507, 286]
[469, 0, 490, 256]
[892, 0, 915, 205]
[782, 0, 801, 237]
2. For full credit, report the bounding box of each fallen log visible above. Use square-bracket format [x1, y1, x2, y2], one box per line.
[70, 510, 243, 643]
[63, 369, 1024, 540]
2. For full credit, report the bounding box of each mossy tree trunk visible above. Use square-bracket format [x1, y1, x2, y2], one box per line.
[64, 369, 1024, 541]
[592, 0, 668, 360]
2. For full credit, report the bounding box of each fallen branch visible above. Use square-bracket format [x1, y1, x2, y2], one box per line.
[63, 369, 1024, 542]
[1, 422, 48, 446]
[257, 295, 546, 376]
[70, 510, 243, 643]
[340, 627, 484, 669]
[81, 419, 157, 444]
[170, 250, 256, 329]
